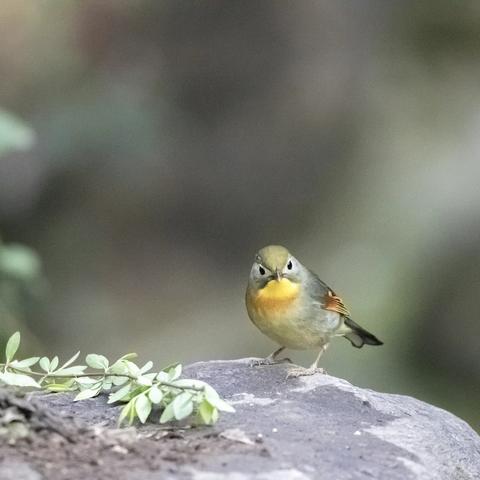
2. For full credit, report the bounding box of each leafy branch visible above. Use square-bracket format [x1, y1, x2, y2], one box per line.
[0, 332, 234, 426]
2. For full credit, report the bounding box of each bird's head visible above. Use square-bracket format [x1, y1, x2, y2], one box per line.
[249, 245, 305, 289]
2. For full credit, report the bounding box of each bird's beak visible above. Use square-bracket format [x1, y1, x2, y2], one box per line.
[275, 269, 282, 281]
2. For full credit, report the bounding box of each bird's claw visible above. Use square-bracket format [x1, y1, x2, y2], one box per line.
[250, 357, 292, 367]
[274, 357, 292, 365]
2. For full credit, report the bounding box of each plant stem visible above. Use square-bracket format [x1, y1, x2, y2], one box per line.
[1, 365, 204, 392]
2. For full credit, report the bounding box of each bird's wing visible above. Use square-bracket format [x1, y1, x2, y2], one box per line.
[308, 269, 383, 348]
[308, 270, 351, 317]
[323, 289, 351, 317]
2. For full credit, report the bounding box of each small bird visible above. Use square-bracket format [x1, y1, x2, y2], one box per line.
[245, 245, 382, 377]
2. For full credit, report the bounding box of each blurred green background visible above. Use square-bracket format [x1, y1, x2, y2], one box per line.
[0, 1, 478, 431]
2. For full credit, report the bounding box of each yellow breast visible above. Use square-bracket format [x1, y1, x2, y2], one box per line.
[249, 278, 300, 316]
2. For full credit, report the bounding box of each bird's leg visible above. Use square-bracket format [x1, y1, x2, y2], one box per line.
[250, 346, 292, 367]
[286, 343, 329, 378]
[270, 346, 293, 364]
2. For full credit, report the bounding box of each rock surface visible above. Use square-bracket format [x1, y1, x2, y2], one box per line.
[1, 359, 479, 480]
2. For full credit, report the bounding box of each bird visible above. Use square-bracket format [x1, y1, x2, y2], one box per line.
[245, 245, 383, 377]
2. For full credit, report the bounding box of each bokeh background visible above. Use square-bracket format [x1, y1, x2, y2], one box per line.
[0, 1, 479, 431]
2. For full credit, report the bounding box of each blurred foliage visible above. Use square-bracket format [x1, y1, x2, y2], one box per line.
[0, 234, 47, 347]
[0, 241, 41, 280]
[0, 109, 44, 343]
[0, 109, 35, 156]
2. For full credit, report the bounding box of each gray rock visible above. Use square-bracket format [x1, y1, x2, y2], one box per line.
[0, 461, 43, 480]
[181, 359, 480, 480]
[6, 359, 480, 480]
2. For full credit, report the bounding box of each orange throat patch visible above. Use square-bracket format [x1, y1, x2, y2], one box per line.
[250, 278, 300, 316]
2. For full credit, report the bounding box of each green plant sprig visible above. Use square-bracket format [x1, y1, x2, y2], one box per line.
[0, 332, 234, 426]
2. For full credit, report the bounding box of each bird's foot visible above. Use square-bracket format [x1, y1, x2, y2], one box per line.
[250, 356, 292, 367]
[286, 366, 326, 379]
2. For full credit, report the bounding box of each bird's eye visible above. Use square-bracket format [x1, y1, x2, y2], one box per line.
[287, 260, 293, 270]
[259, 266, 266, 275]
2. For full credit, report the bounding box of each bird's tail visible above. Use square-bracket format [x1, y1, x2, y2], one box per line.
[343, 317, 383, 348]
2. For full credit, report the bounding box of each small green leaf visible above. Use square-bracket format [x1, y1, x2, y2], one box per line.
[135, 394, 152, 423]
[125, 361, 140, 377]
[50, 356, 59, 371]
[118, 401, 134, 426]
[10, 357, 40, 368]
[0, 371, 40, 388]
[74, 384, 102, 401]
[170, 379, 206, 390]
[75, 377, 98, 386]
[108, 383, 131, 404]
[204, 385, 219, 403]
[161, 362, 180, 372]
[118, 399, 138, 426]
[86, 354, 109, 370]
[211, 407, 219, 423]
[111, 376, 129, 386]
[136, 375, 152, 387]
[159, 400, 175, 424]
[119, 353, 138, 361]
[198, 400, 215, 424]
[204, 385, 235, 412]
[108, 361, 128, 375]
[5, 332, 20, 363]
[148, 385, 163, 404]
[168, 364, 182, 381]
[102, 380, 112, 391]
[172, 392, 193, 420]
[156, 371, 169, 382]
[39, 357, 50, 372]
[209, 397, 235, 413]
[58, 351, 80, 371]
[139, 361, 153, 374]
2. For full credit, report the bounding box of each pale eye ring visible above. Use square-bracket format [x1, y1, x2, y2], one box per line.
[287, 260, 293, 270]
[258, 266, 266, 275]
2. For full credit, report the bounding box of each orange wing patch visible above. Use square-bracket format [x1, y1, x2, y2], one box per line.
[324, 289, 351, 317]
